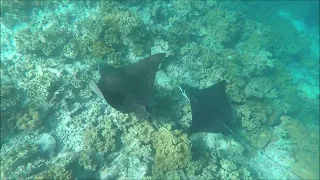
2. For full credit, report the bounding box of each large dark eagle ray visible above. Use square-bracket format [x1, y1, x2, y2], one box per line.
[183, 80, 233, 135]
[93, 53, 166, 115]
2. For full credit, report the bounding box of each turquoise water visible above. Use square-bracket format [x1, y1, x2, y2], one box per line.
[1, 1, 319, 179]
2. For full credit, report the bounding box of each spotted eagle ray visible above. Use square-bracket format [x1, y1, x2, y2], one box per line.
[180, 80, 232, 135]
[179, 81, 302, 179]
[89, 53, 166, 117]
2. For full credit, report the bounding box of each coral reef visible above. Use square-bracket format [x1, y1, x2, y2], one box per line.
[241, 50, 275, 77]
[1, 144, 39, 179]
[122, 119, 155, 144]
[16, 107, 42, 131]
[1, 1, 318, 179]
[63, 42, 78, 59]
[238, 104, 265, 133]
[34, 166, 72, 180]
[186, 133, 253, 180]
[35, 133, 56, 157]
[151, 124, 191, 174]
[83, 117, 116, 154]
[99, 140, 152, 179]
[250, 138, 296, 180]
[206, 8, 245, 45]
[89, 40, 114, 59]
[276, 116, 320, 179]
[0, 82, 20, 109]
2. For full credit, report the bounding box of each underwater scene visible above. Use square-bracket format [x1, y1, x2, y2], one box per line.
[1, 1, 319, 179]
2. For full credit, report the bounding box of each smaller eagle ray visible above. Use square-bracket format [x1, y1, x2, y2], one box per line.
[180, 81, 302, 179]
[181, 80, 232, 135]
